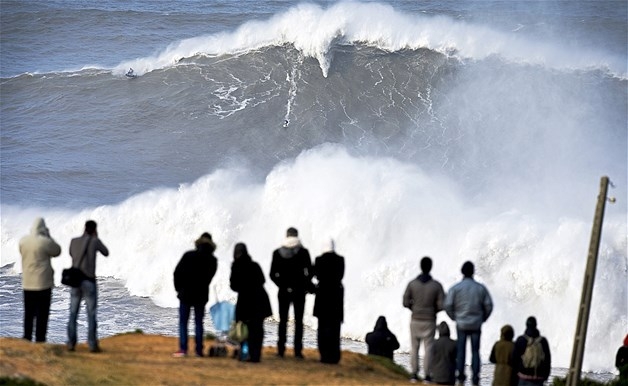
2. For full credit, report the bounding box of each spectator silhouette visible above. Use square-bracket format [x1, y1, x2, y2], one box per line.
[513, 316, 551, 386]
[430, 321, 457, 385]
[229, 242, 273, 362]
[365, 316, 400, 360]
[617, 334, 628, 382]
[444, 261, 493, 386]
[312, 239, 344, 364]
[173, 232, 217, 357]
[403, 256, 445, 382]
[489, 324, 516, 386]
[270, 227, 312, 358]
[19, 217, 61, 343]
[67, 220, 109, 353]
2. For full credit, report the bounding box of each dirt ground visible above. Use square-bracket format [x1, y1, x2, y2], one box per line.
[0, 333, 415, 385]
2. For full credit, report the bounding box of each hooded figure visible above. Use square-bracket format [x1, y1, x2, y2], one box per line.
[19, 217, 61, 342]
[230, 242, 272, 362]
[365, 316, 400, 360]
[513, 316, 551, 385]
[269, 227, 313, 358]
[489, 325, 516, 386]
[430, 321, 457, 385]
[173, 232, 218, 357]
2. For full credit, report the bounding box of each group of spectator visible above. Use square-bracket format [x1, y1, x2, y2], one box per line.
[172, 227, 345, 364]
[397, 256, 552, 386]
[18, 218, 627, 386]
[19, 218, 109, 353]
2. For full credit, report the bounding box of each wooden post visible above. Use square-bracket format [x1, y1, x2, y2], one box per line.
[566, 176, 610, 386]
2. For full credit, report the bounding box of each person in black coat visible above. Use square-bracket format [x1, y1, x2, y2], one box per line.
[366, 316, 400, 360]
[312, 239, 345, 364]
[615, 334, 628, 382]
[230, 242, 273, 362]
[173, 232, 218, 357]
[269, 227, 313, 358]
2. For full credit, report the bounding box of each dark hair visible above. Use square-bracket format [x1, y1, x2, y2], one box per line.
[461, 261, 474, 277]
[420, 256, 432, 273]
[286, 227, 298, 237]
[233, 242, 251, 262]
[85, 220, 97, 235]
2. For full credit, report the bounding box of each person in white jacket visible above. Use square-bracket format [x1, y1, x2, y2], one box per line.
[19, 217, 62, 342]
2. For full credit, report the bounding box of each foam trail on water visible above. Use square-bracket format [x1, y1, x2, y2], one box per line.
[114, 2, 626, 78]
[1, 145, 625, 371]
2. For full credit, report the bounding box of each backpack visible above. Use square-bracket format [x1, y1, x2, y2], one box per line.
[521, 335, 545, 369]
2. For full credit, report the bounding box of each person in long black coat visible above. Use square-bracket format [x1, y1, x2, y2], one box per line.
[312, 239, 344, 364]
[229, 242, 273, 362]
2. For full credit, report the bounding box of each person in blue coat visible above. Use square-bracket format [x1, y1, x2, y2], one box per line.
[444, 261, 493, 386]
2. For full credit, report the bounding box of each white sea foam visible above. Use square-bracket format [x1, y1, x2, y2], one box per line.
[114, 2, 626, 78]
[1, 144, 626, 372]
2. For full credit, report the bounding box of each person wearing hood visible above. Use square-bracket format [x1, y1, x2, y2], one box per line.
[270, 227, 313, 358]
[445, 261, 493, 386]
[365, 316, 400, 360]
[19, 217, 62, 342]
[173, 232, 218, 357]
[312, 239, 344, 364]
[489, 324, 516, 386]
[229, 242, 272, 362]
[403, 256, 446, 382]
[513, 316, 551, 385]
[430, 321, 457, 385]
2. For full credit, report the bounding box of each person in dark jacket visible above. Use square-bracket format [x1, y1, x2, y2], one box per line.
[617, 334, 628, 382]
[365, 316, 400, 360]
[490, 324, 516, 386]
[230, 242, 273, 363]
[269, 227, 313, 358]
[312, 239, 344, 364]
[513, 316, 551, 386]
[173, 232, 218, 357]
[430, 321, 457, 385]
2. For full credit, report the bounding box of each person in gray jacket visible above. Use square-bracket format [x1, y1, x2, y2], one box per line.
[403, 256, 445, 382]
[67, 220, 109, 353]
[445, 261, 493, 386]
[19, 217, 62, 342]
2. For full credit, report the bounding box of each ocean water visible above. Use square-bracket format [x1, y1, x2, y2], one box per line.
[1, 0, 626, 381]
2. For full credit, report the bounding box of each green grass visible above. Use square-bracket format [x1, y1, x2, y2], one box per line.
[365, 354, 412, 378]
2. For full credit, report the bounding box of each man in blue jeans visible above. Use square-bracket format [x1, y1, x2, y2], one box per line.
[444, 261, 493, 386]
[173, 232, 218, 357]
[67, 220, 109, 353]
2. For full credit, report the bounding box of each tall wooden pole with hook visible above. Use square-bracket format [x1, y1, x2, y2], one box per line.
[566, 176, 611, 386]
